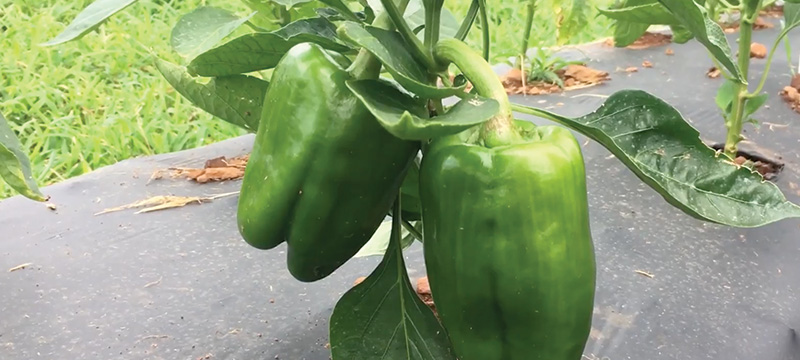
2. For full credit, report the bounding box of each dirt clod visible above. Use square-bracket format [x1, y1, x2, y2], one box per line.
[780, 74, 800, 114]
[781, 86, 800, 114]
[750, 42, 767, 59]
[665, 48, 674, 56]
[642, 60, 653, 68]
[706, 67, 721, 79]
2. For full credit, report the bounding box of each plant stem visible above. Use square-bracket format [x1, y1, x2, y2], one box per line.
[510, 102, 566, 124]
[478, 0, 490, 61]
[455, 0, 479, 41]
[401, 220, 422, 242]
[751, 27, 792, 95]
[724, 4, 755, 158]
[786, 36, 796, 76]
[519, 0, 536, 89]
[379, 0, 437, 70]
[433, 38, 519, 147]
[349, 0, 411, 80]
[424, 0, 443, 51]
[520, 0, 536, 56]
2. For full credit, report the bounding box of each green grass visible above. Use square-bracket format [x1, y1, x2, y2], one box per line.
[0, 0, 615, 200]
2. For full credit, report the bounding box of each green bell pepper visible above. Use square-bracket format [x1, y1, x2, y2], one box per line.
[237, 42, 418, 282]
[420, 38, 596, 360]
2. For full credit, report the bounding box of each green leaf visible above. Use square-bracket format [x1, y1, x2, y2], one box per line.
[170, 7, 255, 60]
[670, 24, 694, 43]
[318, 0, 364, 22]
[330, 200, 455, 359]
[272, 0, 315, 8]
[156, 58, 268, 132]
[347, 79, 498, 140]
[404, 5, 461, 39]
[598, 1, 680, 25]
[657, 0, 741, 82]
[0, 113, 46, 201]
[511, 91, 800, 228]
[785, 3, 800, 29]
[613, 20, 650, 47]
[353, 220, 417, 258]
[338, 22, 464, 98]
[743, 93, 768, 119]
[41, 0, 138, 46]
[188, 17, 350, 76]
[715, 78, 737, 115]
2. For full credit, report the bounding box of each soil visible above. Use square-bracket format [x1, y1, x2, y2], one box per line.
[501, 65, 610, 96]
[604, 32, 672, 49]
[781, 74, 800, 114]
[709, 143, 784, 180]
[760, 4, 784, 18]
[720, 16, 774, 33]
[415, 276, 438, 318]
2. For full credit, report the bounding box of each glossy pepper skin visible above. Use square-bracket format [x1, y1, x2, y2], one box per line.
[420, 121, 596, 360]
[237, 42, 417, 282]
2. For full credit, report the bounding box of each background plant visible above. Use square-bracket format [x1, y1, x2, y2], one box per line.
[598, 0, 800, 158]
[0, 0, 620, 200]
[6, 0, 800, 358]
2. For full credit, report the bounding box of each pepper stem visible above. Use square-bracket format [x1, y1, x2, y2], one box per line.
[432, 38, 520, 147]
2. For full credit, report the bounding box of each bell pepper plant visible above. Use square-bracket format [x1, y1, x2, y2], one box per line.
[12, 0, 800, 358]
[598, 0, 800, 159]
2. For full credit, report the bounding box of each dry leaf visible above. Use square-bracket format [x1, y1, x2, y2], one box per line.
[665, 48, 674, 56]
[634, 270, 655, 278]
[353, 276, 367, 286]
[150, 155, 249, 184]
[750, 42, 767, 59]
[642, 60, 653, 68]
[754, 17, 774, 29]
[624, 66, 639, 73]
[9, 263, 33, 272]
[94, 191, 239, 215]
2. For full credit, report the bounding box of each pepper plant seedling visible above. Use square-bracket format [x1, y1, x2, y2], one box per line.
[35, 0, 800, 358]
[499, 0, 589, 91]
[598, 0, 800, 159]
